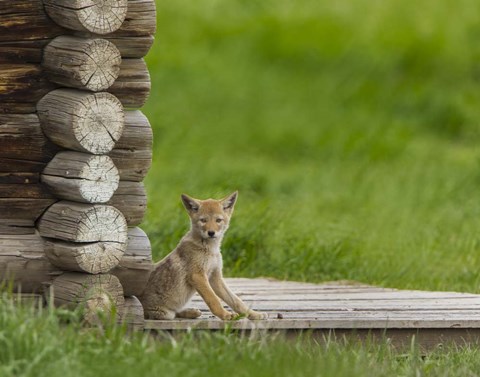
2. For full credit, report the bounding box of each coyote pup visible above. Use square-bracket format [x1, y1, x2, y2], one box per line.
[139, 191, 267, 320]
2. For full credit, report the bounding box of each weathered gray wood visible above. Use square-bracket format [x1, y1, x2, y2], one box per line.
[108, 110, 152, 181]
[42, 36, 121, 91]
[0, 64, 57, 114]
[111, 227, 153, 296]
[0, 184, 54, 199]
[0, 114, 58, 163]
[0, 62, 148, 113]
[44, 238, 124, 274]
[116, 110, 153, 149]
[45, 272, 125, 324]
[0, 182, 57, 233]
[0, 233, 62, 293]
[0, 224, 35, 235]
[0, 2, 62, 63]
[0, 159, 48, 173]
[119, 295, 145, 331]
[44, 0, 128, 35]
[110, 149, 152, 182]
[37, 201, 128, 244]
[0, 196, 57, 229]
[37, 89, 124, 154]
[0, 1, 155, 62]
[0, 230, 150, 292]
[0, 1, 63, 39]
[107, 59, 150, 108]
[108, 181, 146, 226]
[0, 33, 153, 63]
[190, 291, 480, 301]
[110, 0, 156, 37]
[145, 317, 480, 331]
[108, 35, 154, 58]
[144, 277, 480, 351]
[0, 40, 51, 64]
[0, 0, 155, 39]
[75, 34, 155, 59]
[0, 173, 40, 185]
[42, 151, 119, 204]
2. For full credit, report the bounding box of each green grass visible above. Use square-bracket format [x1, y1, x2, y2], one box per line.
[5, 0, 480, 375]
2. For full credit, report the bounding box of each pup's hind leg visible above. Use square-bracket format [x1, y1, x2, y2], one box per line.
[176, 308, 202, 319]
[144, 307, 176, 320]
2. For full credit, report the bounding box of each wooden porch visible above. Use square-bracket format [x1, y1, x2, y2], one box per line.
[144, 278, 480, 349]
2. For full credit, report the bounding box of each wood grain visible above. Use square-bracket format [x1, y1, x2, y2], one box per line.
[0, 62, 148, 113]
[107, 59, 150, 108]
[37, 89, 124, 154]
[111, 227, 153, 296]
[0, 64, 56, 114]
[42, 36, 122, 91]
[42, 151, 119, 203]
[108, 181, 147, 226]
[0, 232, 62, 293]
[109, 110, 153, 181]
[0, 0, 155, 63]
[144, 277, 480, 351]
[0, 114, 58, 163]
[37, 201, 128, 244]
[44, 0, 128, 35]
[44, 237, 124, 274]
[0, 180, 57, 233]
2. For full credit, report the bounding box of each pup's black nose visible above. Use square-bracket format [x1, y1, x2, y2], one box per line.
[208, 231, 215, 237]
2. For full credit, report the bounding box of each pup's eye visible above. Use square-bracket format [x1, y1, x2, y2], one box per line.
[200, 218, 207, 223]
[216, 218, 223, 223]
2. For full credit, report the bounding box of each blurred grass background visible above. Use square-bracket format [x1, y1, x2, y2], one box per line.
[143, 0, 480, 292]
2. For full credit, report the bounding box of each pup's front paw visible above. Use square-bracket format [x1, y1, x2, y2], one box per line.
[247, 310, 268, 320]
[216, 310, 235, 320]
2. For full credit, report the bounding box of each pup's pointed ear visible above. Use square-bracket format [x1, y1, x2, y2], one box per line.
[181, 194, 200, 213]
[221, 191, 238, 212]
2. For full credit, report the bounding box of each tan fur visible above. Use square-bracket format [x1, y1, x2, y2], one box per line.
[139, 192, 267, 321]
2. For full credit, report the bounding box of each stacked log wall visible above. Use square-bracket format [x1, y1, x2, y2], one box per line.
[0, 0, 156, 328]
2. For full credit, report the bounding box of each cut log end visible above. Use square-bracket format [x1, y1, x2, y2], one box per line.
[37, 89, 124, 154]
[76, 92, 125, 153]
[42, 152, 119, 203]
[44, 0, 128, 35]
[79, 39, 121, 90]
[38, 202, 128, 244]
[43, 36, 121, 91]
[45, 238, 125, 275]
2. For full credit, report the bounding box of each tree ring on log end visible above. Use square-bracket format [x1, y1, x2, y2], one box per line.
[44, 0, 128, 35]
[42, 152, 120, 203]
[78, 155, 119, 203]
[76, 92, 124, 153]
[79, 39, 121, 90]
[43, 36, 121, 91]
[37, 89, 124, 154]
[38, 202, 128, 245]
